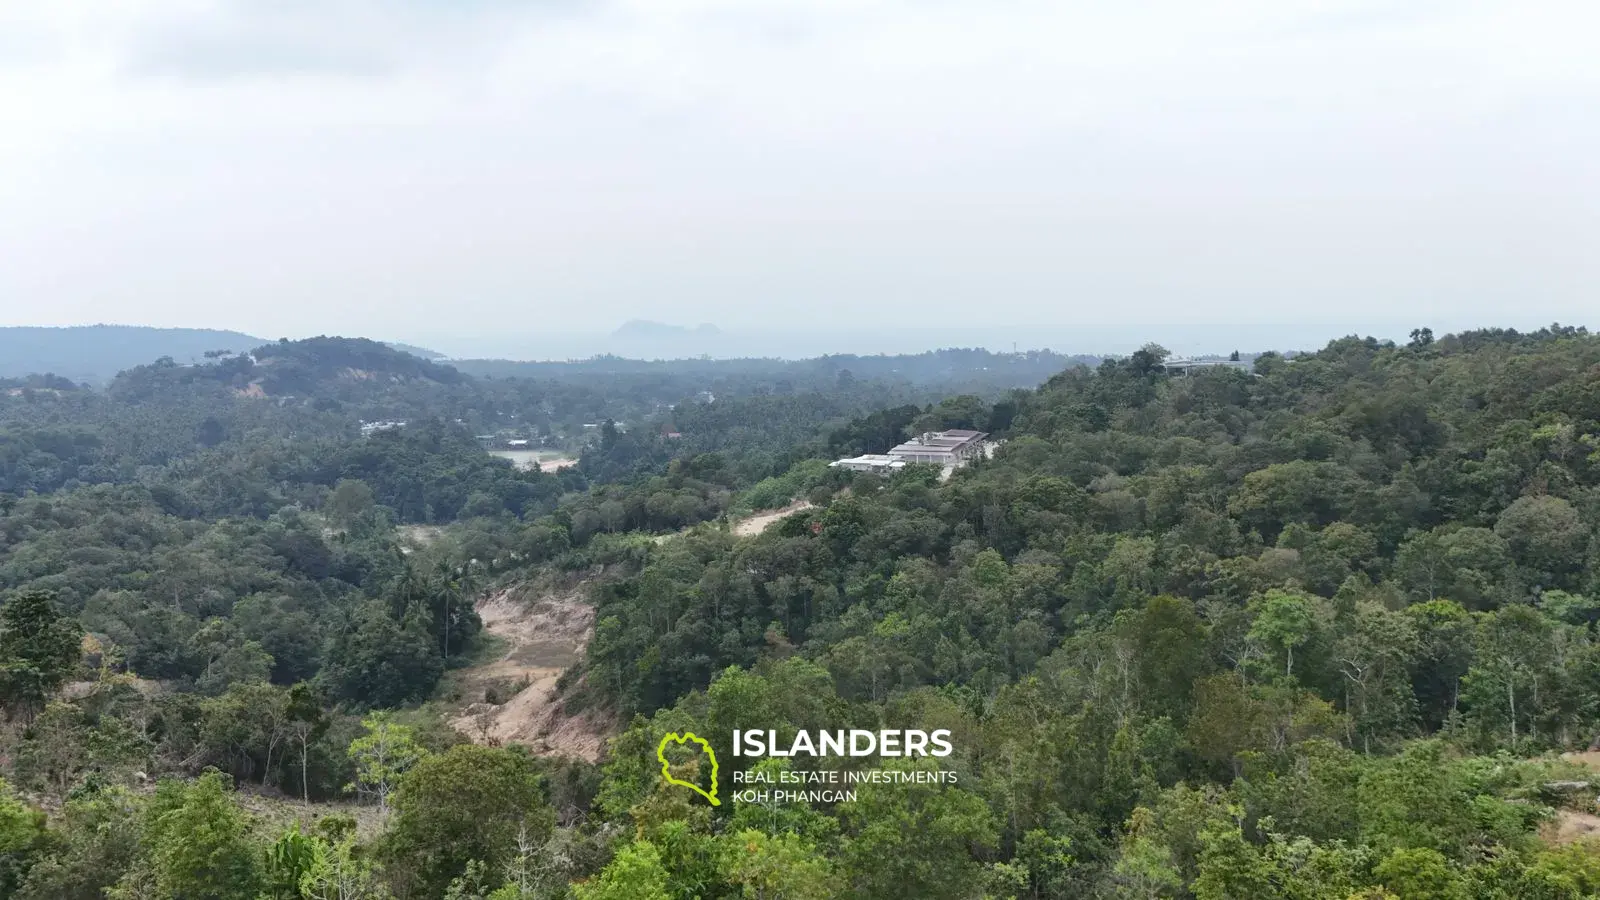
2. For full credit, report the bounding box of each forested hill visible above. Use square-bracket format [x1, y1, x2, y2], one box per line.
[589, 324, 1600, 715]
[10, 325, 1600, 897]
[1, 335, 1091, 506]
[0, 324, 263, 383]
[575, 324, 1600, 898]
[108, 335, 468, 401]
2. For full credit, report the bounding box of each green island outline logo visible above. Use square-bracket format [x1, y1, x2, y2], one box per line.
[657, 731, 721, 806]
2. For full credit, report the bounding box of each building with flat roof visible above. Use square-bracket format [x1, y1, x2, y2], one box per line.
[830, 430, 990, 475]
[1162, 357, 1254, 375]
[829, 454, 907, 475]
[886, 429, 988, 466]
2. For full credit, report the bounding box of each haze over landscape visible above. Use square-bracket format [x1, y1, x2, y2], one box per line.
[10, 4, 1600, 900]
[3, 0, 1596, 353]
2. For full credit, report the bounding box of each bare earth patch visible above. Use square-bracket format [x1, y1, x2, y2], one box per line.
[1543, 751, 1600, 846]
[396, 525, 443, 555]
[733, 501, 814, 537]
[1563, 750, 1600, 770]
[449, 583, 609, 762]
[1545, 810, 1600, 845]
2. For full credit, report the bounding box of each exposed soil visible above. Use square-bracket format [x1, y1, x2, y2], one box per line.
[1545, 810, 1600, 845]
[1563, 750, 1600, 770]
[732, 501, 814, 537]
[1543, 751, 1600, 846]
[448, 582, 609, 762]
[396, 525, 443, 555]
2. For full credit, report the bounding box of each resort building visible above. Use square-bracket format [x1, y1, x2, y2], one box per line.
[830, 429, 990, 474]
[885, 429, 988, 466]
[829, 454, 908, 475]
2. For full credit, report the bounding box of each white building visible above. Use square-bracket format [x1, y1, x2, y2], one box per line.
[831, 429, 990, 474]
[1162, 357, 1254, 375]
[829, 454, 908, 475]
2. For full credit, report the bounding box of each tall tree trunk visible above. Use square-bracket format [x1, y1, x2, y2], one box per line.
[1508, 675, 1517, 746]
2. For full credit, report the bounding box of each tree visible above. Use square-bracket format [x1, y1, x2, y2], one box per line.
[197, 416, 226, 448]
[325, 479, 376, 527]
[1229, 461, 1354, 538]
[1461, 605, 1551, 748]
[0, 590, 84, 721]
[1403, 600, 1475, 730]
[1408, 328, 1434, 349]
[299, 833, 393, 900]
[286, 683, 330, 803]
[346, 712, 426, 817]
[837, 761, 997, 900]
[573, 841, 670, 900]
[321, 603, 444, 708]
[720, 830, 838, 900]
[1190, 807, 1280, 900]
[1395, 527, 1511, 607]
[0, 777, 45, 898]
[121, 772, 263, 900]
[1112, 595, 1213, 719]
[15, 701, 92, 797]
[1334, 601, 1419, 753]
[199, 680, 289, 786]
[1247, 589, 1318, 680]
[1493, 495, 1586, 586]
[1374, 847, 1465, 900]
[386, 745, 555, 899]
[263, 828, 320, 900]
[16, 786, 141, 900]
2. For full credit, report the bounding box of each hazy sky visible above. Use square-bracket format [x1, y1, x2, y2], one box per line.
[1, 1, 1596, 351]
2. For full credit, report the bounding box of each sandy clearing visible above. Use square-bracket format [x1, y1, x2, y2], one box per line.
[449, 584, 608, 761]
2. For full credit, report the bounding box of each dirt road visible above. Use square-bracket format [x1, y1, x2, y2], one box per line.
[732, 501, 813, 537]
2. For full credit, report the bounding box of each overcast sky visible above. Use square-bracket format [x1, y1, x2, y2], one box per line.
[1, 1, 1596, 352]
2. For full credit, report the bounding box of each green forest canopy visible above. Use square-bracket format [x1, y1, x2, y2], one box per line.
[1, 326, 1600, 897]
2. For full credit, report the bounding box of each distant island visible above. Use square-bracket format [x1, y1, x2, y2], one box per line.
[610, 320, 722, 340]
